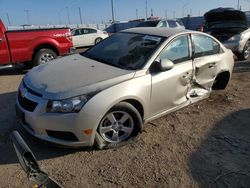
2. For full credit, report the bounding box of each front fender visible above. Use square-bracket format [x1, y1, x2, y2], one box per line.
[80, 74, 152, 132]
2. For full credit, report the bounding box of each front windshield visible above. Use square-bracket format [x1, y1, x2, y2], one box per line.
[81, 32, 165, 70]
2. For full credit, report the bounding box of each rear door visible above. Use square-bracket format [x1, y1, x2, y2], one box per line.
[150, 34, 193, 116]
[191, 34, 223, 91]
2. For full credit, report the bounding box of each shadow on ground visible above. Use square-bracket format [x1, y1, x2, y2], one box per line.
[0, 91, 91, 166]
[189, 109, 250, 187]
[0, 64, 30, 75]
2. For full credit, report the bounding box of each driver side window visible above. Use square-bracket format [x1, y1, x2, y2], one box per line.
[159, 35, 190, 64]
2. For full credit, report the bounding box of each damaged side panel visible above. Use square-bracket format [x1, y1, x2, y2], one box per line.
[187, 55, 222, 102]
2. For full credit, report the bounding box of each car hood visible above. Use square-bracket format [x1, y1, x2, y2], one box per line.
[204, 8, 248, 31]
[24, 54, 135, 100]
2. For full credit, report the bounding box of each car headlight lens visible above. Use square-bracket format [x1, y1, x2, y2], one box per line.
[47, 96, 88, 113]
[228, 34, 241, 41]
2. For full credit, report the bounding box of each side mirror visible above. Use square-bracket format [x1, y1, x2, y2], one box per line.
[10, 131, 62, 188]
[159, 59, 174, 71]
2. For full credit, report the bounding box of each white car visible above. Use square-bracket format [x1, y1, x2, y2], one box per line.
[71, 28, 108, 48]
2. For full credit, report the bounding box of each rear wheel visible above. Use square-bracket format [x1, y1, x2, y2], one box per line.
[95, 37, 102, 45]
[95, 102, 142, 149]
[33, 48, 57, 66]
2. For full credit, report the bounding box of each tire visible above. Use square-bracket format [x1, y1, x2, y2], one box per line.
[239, 40, 250, 60]
[95, 102, 142, 149]
[33, 48, 57, 66]
[95, 38, 102, 45]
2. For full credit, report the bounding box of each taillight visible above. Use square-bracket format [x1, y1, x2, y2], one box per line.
[66, 32, 72, 41]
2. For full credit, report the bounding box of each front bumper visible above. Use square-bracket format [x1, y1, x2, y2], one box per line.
[16, 82, 99, 147]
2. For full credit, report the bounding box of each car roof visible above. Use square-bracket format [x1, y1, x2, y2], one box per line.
[121, 27, 187, 37]
[72, 27, 97, 31]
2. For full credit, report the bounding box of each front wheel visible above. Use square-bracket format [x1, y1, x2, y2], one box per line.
[33, 48, 57, 66]
[95, 102, 142, 149]
[239, 40, 250, 60]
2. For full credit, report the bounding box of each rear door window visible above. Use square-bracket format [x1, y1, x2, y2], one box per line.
[192, 34, 221, 58]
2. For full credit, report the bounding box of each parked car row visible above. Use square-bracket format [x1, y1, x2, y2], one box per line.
[0, 7, 237, 150]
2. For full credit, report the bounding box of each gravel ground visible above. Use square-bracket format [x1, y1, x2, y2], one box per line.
[0, 61, 249, 188]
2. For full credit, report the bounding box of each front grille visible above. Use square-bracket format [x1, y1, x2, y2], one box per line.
[18, 90, 38, 112]
[46, 130, 79, 142]
[23, 82, 43, 97]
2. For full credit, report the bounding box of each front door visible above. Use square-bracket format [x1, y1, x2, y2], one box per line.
[150, 35, 193, 116]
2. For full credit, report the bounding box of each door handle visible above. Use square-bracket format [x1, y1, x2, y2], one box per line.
[0, 38, 2, 42]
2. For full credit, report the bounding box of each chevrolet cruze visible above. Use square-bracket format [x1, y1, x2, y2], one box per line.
[16, 28, 234, 149]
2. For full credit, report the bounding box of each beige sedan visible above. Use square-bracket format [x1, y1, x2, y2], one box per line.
[16, 28, 234, 149]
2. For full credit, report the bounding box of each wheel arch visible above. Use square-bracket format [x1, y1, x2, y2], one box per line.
[32, 43, 59, 59]
[212, 71, 231, 90]
[121, 99, 144, 120]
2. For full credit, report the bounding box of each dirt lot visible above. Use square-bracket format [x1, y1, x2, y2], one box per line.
[0, 61, 250, 188]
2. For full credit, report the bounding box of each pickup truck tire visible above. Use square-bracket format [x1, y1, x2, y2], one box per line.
[239, 40, 250, 60]
[33, 48, 57, 66]
[95, 38, 102, 45]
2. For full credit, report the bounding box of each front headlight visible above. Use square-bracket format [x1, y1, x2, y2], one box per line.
[228, 34, 241, 41]
[47, 96, 89, 113]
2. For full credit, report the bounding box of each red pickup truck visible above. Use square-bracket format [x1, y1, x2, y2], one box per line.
[0, 19, 73, 67]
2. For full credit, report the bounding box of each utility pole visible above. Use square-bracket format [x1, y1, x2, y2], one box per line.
[78, 7, 83, 24]
[136, 9, 138, 19]
[66, 7, 70, 25]
[237, 0, 240, 10]
[111, 0, 115, 23]
[182, 3, 189, 17]
[6, 13, 11, 26]
[58, 12, 62, 25]
[165, 9, 168, 18]
[151, 8, 153, 17]
[145, 0, 148, 20]
[24, 10, 31, 25]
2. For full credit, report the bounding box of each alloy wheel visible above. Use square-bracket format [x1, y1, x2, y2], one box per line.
[99, 111, 134, 143]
